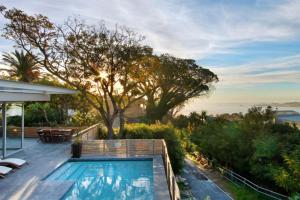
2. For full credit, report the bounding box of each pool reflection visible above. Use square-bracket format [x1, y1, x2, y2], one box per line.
[48, 160, 153, 200]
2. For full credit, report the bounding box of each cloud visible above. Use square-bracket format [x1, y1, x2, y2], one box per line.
[1, 0, 300, 89]
[2, 0, 300, 59]
[211, 54, 300, 85]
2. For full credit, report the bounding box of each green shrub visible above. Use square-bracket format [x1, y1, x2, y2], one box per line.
[225, 181, 270, 200]
[189, 106, 300, 194]
[289, 193, 300, 200]
[24, 103, 61, 126]
[98, 126, 108, 139]
[7, 115, 22, 126]
[124, 123, 185, 173]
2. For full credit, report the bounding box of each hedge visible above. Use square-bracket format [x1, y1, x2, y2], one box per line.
[123, 123, 185, 173]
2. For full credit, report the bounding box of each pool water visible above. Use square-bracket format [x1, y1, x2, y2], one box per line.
[46, 160, 154, 200]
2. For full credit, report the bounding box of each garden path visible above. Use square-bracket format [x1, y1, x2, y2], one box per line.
[182, 158, 233, 200]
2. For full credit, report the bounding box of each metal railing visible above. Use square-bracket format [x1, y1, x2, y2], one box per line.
[219, 167, 288, 200]
[72, 123, 100, 141]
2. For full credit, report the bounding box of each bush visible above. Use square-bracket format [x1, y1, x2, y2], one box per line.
[189, 106, 300, 194]
[24, 103, 61, 126]
[69, 110, 99, 126]
[289, 193, 300, 200]
[98, 126, 108, 139]
[123, 123, 185, 174]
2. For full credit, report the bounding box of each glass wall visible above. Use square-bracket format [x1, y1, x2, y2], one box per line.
[6, 103, 23, 156]
[0, 104, 3, 158]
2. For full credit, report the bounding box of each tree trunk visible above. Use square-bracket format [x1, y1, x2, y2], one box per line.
[119, 110, 125, 138]
[43, 108, 49, 123]
[107, 121, 114, 139]
[145, 105, 165, 123]
[99, 108, 117, 140]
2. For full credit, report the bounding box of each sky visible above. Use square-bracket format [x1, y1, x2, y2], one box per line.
[1, 0, 300, 113]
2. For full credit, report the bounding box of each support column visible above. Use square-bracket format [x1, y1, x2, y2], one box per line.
[21, 103, 24, 149]
[2, 103, 6, 158]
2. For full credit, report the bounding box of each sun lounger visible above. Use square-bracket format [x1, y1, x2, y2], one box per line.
[0, 158, 27, 168]
[0, 166, 13, 178]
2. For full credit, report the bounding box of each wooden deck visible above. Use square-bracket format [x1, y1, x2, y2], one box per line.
[0, 139, 70, 200]
[0, 134, 180, 200]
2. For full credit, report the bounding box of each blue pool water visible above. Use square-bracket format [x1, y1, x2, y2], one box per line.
[46, 160, 154, 200]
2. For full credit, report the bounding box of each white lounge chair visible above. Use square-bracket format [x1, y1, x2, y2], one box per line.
[0, 166, 13, 178]
[0, 158, 27, 168]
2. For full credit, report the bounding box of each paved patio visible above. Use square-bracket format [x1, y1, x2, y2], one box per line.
[1, 137, 36, 158]
[0, 138, 71, 200]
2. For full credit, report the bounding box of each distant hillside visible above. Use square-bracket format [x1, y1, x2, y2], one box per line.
[258, 102, 300, 107]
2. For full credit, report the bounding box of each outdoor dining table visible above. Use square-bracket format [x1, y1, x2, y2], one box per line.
[37, 129, 74, 143]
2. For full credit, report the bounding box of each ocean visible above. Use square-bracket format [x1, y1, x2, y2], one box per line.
[181, 102, 300, 116]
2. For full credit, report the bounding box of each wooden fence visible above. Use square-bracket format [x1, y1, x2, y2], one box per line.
[80, 138, 180, 200]
[219, 167, 288, 200]
[81, 139, 162, 155]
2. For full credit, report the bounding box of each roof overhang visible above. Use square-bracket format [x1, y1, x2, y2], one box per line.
[0, 79, 77, 102]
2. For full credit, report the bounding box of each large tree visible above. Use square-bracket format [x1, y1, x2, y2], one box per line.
[0, 6, 149, 138]
[1, 50, 40, 82]
[139, 54, 218, 122]
[0, 6, 218, 136]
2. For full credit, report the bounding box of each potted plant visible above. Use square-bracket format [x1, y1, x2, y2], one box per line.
[71, 138, 82, 158]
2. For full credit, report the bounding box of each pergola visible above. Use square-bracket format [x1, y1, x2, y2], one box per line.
[0, 79, 76, 158]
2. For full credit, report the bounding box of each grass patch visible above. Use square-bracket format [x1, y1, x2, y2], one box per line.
[224, 181, 270, 200]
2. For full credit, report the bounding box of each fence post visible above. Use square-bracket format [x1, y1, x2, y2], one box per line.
[152, 139, 155, 155]
[103, 140, 105, 155]
[126, 139, 128, 156]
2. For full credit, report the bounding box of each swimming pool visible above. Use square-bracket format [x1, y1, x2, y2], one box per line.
[46, 159, 154, 200]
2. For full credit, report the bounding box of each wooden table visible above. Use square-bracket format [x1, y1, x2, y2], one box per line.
[37, 129, 73, 143]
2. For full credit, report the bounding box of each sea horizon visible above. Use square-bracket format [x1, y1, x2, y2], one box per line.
[181, 102, 300, 115]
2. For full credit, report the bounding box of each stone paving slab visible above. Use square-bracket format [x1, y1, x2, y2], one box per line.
[153, 156, 170, 200]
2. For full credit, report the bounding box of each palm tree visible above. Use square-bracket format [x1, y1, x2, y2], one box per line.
[200, 111, 208, 123]
[2, 50, 40, 82]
